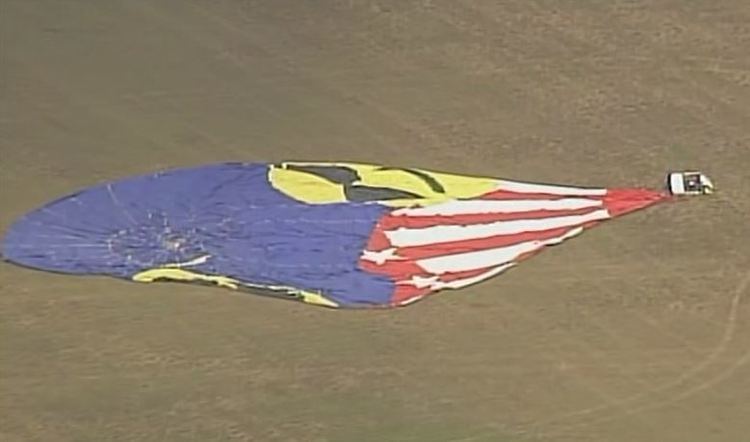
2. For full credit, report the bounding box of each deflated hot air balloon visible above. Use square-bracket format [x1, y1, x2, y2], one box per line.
[1, 163, 714, 308]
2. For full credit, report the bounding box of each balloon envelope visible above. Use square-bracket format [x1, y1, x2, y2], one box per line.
[1, 162, 668, 308]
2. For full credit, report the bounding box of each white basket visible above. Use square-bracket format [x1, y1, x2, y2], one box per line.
[667, 171, 715, 195]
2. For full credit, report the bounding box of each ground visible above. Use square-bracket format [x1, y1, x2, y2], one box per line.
[1, 1, 749, 441]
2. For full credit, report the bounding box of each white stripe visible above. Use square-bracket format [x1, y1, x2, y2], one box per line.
[392, 198, 602, 217]
[497, 180, 607, 196]
[668, 173, 686, 194]
[416, 227, 584, 274]
[385, 209, 609, 247]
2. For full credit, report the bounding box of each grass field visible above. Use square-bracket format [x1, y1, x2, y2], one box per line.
[1, 1, 749, 441]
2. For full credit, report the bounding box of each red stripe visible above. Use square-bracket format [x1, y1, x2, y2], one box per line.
[386, 225, 577, 261]
[391, 284, 432, 306]
[602, 188, 667, 217]
[359, 259, 424, 280]
[363, 225, 391, 251]
[388, 266, 503, 306]
[379, 206, 601, 230]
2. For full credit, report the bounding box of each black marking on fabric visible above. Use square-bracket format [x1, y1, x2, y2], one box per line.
[283, 164, 361, 186]
[345, 185, 423, 202]
[377, 167, 446, 194]
[141, 277, 306, 303]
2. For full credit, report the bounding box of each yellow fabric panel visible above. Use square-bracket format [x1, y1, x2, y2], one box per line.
[268, 164, 347, 204]
[132, 267, 339, 308]
[299, 291, 340, 308]
[269, 161, 499, 207]
[132, 268, 240, 289]
[355, 167, 443, 201]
